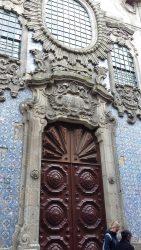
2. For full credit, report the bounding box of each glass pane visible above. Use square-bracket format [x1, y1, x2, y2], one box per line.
[45, 0, 92, 49]
[0, 9, 22, 59]
[112, 44, 137, 86]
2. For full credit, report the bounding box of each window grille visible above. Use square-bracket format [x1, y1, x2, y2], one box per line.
[0, 9, 22, 59]
[45, 0, 92, 49]
[111, 43, 137, 86]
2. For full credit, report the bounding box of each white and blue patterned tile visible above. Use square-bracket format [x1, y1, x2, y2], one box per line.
[0, 89, 32, 247]
[110, 107, 141, 242]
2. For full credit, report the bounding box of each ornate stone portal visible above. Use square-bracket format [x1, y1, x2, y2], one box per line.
[14, 69, 123, 250]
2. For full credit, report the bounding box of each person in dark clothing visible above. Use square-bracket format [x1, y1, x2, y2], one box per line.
[115, 230, 134, 250]
[102, 221, 120, 250]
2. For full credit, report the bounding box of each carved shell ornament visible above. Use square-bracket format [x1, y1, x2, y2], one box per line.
[24, 0, 111, 66]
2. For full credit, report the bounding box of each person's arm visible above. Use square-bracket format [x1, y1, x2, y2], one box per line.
[103, 234, 112, 250]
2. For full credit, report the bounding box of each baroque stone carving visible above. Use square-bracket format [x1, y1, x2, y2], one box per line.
[0, 55, 25, 101]
[46, 81, 98, 127]
[121, 0, 136, 13]
[30, 49, 109, 83]
[30, 169, 39, 179]
[24, 0, 111, 67]
[95, 66, 108, 85]
[1, 0, 24, 4]
[107, 21, 134, 43]
[18, 225, 31, 246]
[44, 79, 113, 128]
[113, 85, 141, 123]
[0, 0, 25, 13]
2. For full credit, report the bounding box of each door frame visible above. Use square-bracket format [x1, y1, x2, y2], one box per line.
[15, 79, 123, 250]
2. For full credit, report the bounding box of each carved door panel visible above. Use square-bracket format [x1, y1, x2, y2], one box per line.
[40, 122, 106, 250]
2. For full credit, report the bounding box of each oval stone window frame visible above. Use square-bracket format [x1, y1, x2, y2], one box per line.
[24, 0, 111, 65]
[43, 0, 97, 51]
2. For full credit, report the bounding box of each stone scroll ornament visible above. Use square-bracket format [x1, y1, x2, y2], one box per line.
[0, 55, 25, 102]
[113, 84, 141, 123]
[1, 0, 25, 4]
[44, 79, 113, 128]
[24, 0, 111, 67]
[46, 81, 98, 126]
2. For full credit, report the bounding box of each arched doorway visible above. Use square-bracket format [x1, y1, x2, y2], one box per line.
[39, 122, 106, 250]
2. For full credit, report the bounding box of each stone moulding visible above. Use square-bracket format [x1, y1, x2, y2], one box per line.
[107, 21, 134, 37]
[28, 49, 110, 88]
[26, 75, 113, 129]
[121, 0, 136, 13]
[24, 0, 111, 66]
[113, 84, 141, 123]
[15, 73, 123, 250]
[0, 0, 25, 13]
[106, 21, 136, 49]
[0, 55, 25, 102]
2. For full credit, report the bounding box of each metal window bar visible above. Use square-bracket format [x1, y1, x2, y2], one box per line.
[111, 43, 137, 86]
[45, 0, 92, 49]
[0, 9, 22, 59]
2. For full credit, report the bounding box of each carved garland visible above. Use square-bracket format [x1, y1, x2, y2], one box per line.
[0, 0, 25, 12]
[41, 78, 113, 128]
[24, 0, 111, 66]
[113, 84, 141, 123]
[0, 55, 25, 101]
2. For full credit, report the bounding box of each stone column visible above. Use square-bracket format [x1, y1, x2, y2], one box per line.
[17, 89, 47, 250]
[95, 122, 122, 226]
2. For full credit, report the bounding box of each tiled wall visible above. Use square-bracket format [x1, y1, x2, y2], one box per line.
[111, 108, 141, 243]
[0, 90, 32, 247]
[0, 90, 141, 247]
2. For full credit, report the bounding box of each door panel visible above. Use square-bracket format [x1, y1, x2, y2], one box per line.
[40, 122, 106, 250]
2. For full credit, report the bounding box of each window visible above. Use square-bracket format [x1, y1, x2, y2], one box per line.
[45, 0, 92, 49]
[0, 9, 22, 59]
[111, 43, 137, 86]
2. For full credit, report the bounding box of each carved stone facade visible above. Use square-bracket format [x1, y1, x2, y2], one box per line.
[107, 21, 141, 124]
[0, 0, 25, 13]
[107, 21, 135, 49]
[0, 0, 141, 250]
[0, 1, 28, 101]
[16, 73, 121, 250]
[113, 84, 141, 123]
[0, 55, 25, 101]
[24, 0, 111, 67]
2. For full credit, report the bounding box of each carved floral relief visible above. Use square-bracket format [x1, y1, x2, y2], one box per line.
[0, 56, 25, 101]
[113, 85, 141, 123]
[0, 0, 25, 13]
[46, 81, 98, 125]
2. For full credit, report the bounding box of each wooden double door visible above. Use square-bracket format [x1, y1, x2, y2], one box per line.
[39, 122, 106, 250]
